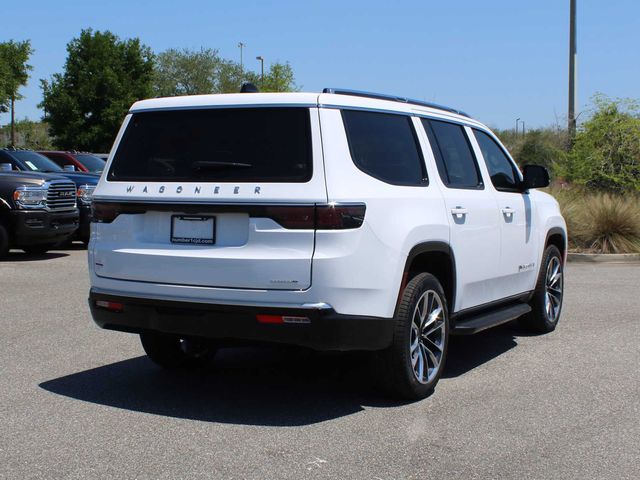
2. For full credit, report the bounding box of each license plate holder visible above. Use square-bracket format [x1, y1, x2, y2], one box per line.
[170, 215, 216, 245]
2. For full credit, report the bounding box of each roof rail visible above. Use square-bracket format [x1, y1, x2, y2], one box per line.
[322, 88, 470, 117]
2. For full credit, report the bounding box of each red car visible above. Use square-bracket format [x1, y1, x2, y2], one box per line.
[38, 151, 105, 173]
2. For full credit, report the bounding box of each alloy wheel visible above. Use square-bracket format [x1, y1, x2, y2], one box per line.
[410, 290, 446, 384]
[544, 256, 563, 323]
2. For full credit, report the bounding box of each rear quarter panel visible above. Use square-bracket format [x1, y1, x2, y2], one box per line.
[316, 108, 449, 318]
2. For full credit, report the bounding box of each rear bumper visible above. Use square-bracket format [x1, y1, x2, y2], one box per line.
[88, 290, 395, 351]
[10, 209, 79, 246]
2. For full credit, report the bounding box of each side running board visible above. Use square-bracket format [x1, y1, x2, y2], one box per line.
[451, 303, 531, 335]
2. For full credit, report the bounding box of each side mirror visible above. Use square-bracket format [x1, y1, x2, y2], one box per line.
[521, 164, 550, 190]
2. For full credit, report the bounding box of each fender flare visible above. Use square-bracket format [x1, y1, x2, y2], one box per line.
[545, 226, 568, 263]
[400, 241, 457, 311]
[545, 226, 567, 248]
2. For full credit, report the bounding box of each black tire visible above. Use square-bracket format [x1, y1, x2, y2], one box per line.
[56, 238, 74, 249]
[521, 245, 564, 333]
[22, 243, 56, 255]
[377, 272, 449, 400]
[0, 224, 9, 259]
[140, 332, 216, 369]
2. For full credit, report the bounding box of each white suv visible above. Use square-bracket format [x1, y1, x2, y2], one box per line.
[89, 88, 567, 399]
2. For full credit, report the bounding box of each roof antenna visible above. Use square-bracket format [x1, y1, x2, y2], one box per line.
[240, 82, 259, 93]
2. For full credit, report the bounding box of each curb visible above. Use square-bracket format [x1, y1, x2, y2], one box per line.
[567, 253, 640, 263]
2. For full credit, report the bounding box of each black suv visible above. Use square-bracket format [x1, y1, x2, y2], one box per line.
[0, 171, 79, 258]
[0, 149, 98, 244]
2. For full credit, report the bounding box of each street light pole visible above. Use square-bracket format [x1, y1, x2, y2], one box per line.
[568, 0, 577, 140]
[238, 42, 245, 70]
[516, 118, 520, 136]
[256, 56, 264, 85]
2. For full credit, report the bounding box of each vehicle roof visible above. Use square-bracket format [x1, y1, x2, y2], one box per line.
[129, 92, 487, 128]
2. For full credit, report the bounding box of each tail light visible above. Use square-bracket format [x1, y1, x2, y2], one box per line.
[91, 202, 365, 229]
[92, 202, 121, 223]
[316, 204, 366, 229]
[259, 204, 366, 229]
[92, 202, 145, 223]
[261, 206, 315, 229]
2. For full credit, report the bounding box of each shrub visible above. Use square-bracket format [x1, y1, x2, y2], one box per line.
[493, 127, 568, 173]
[553, 189, 640, 254]
[517, 130, 567, 171]
[561, 94, 640, 193]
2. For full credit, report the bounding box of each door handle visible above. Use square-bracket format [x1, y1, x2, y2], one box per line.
[501, 207, 515, 216]
[451, 207, 468, 217]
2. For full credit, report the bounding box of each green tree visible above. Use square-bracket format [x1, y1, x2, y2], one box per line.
[259, 62, 298, 92]
[153, 48, 298, 96]
[40, 29, 154, 151]
[561, 94, 640, 193]
[154, 48, 224, 96]
[0, 40, 33, 146]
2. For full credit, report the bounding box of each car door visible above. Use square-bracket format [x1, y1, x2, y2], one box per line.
[419, 118, 502, 312]
[470, 128, 539, 298]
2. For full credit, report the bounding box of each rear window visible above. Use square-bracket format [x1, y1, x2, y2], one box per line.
[108, 108, 312, 182]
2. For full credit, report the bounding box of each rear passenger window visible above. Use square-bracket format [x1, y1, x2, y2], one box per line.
[342, 110, 427, 186]
[473, 129, 520, 191]
[422, 119, 483, 189]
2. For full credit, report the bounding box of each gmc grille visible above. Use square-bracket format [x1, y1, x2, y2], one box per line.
[46, 181, 76, 211]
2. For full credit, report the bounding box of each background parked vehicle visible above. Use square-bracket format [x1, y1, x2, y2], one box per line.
[0, 149, 98, 244]
[38, 151, 106, 174]
[0, 171, 79, 258]
[91, 153, 110, 162]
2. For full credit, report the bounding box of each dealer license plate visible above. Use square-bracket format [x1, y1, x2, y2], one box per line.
[170, 215, 215, 245]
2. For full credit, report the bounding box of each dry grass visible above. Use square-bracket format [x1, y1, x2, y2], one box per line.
[550, 187, 640, 253]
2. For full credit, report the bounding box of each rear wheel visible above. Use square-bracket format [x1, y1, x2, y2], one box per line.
[522, 245, 564, 333]
[140, 332, 216, 369]
[377, 273, 449, 400]
[0, 224, 9, 259]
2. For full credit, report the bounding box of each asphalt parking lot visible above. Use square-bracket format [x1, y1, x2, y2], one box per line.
[1, 247, 638, 480]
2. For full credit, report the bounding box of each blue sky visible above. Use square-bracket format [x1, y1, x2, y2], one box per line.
[1, 0, 638, 130]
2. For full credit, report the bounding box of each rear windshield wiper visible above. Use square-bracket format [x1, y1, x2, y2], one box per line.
[191, 161, 253, 171]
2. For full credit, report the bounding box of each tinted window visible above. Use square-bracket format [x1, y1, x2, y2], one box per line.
[473, 130, 520, 191]
[422, 119, 482, 189]
[342, 110, 426, 186]
[74, 154, 106, 172]
[11, 151, 63, 172]
[108, 108, 312, 182]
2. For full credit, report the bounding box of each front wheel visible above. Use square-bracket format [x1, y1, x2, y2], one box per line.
[140, 332, 217, 369]
[377, 273, 449, 400]
[522, 245, 564, 333]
